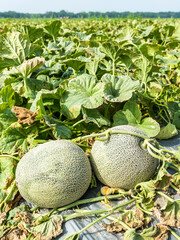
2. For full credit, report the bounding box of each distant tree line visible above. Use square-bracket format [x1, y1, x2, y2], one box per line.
[0, 10, 180, 18]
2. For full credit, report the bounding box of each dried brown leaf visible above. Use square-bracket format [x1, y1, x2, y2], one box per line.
[0, 212, 6, 225]
[12, 106, 38, 125]
[154, 224, 169, 240]
[1, 228, 27, 240]
[14, 211, 32, 224]
[102, 222, 124, 233]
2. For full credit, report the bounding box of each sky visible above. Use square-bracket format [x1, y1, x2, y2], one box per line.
[1, 0, 180, 13]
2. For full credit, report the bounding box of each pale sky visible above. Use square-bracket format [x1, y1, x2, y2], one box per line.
[0, 0, 180, 13]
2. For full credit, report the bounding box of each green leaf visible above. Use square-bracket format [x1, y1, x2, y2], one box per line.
[156, 123, 178, 140]
[161, 199, 180, 228]
[140, 43, 161, 61]
[43, 20, 62, 41]
[30, 214, 63, 240]
[0, 85, 15, 106]
[113, 101, 142, 125]
[133, 57, 152, 87]
[0, 32, 38, 70]
[135, 180, 156, 199]
[138, 118, 160, 138]
[123, 226, 157, 240]
[21, 24, 44, 42]
[44, 115, 72, 139]
[18, 57, 45, 78]
[171, 24, 180, 41]
[102, 74, 140, 102]
[173, 110, 180, 129]
[86, 60, 99, 76]
[100, 42, 121, 61]
[0, 108, 17, 134]
[61, 74, 104, 119]
[0, 123, 28, 153]
[30, 88, 63, 116]
[82, 108, 111, 127]
[113, 101, 160, 137]
[63, 57, 90, 72]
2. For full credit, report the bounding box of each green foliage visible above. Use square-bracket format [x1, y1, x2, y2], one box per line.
[0, 18, 179, 240]
[113, 101, 160, 137]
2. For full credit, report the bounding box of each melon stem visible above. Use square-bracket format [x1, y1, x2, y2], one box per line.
[63, 198, 136, 221]
[168, 227, 180, 240]
[48, 193, 130, 217]
[156, 191, 174, 202]
[72, 129, 148, 143]
[0, 154, 20, 162]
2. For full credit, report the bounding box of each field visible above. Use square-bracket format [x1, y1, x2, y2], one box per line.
[0, 18, 180, 239]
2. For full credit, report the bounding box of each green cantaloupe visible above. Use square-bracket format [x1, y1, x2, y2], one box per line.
[91, 125, 157, 190]
[15, 140, 92, 208]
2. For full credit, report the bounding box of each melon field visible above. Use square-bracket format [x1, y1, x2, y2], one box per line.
[0, 18, 180, 239]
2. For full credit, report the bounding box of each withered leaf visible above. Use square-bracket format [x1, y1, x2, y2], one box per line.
[0, 212, 6, 225]
[1, 228, 27, 240]
[102, 221, 124, 233]
[12, 106, 38, 125]
[154, 224, 169, 240]
[30, 214, 63, 240]
[154, 167, 172, 191]
[160, 200, 180, 228]
[103, 208, 152, 234]
[14, 211, 32, 224]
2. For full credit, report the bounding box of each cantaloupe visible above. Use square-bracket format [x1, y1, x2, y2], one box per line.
[90, 125, 157, 190]
[15, 140, 92, 208]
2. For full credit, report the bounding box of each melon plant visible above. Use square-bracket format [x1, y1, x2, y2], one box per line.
[90, 125, 157, 190]
[15, 140, 92, 208]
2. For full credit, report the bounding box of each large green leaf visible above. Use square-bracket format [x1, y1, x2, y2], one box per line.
[102, 74, 140, 102]
[113, 101, 160, 137]
[0, 123, 30, 153]
[0, 107, 17, 135]
[0, 85, 15, 106]
[140, 43, 162, 61]
[171, 24, 180, 41]
[100, 42, 121, 62]
[43, 20, 62, 41]
[21, 24, 44, 42]
[86, 60, 99, 76]
[156, 123, 178, 140]
[133, 57, 152, 87]
[0, 32, 38, 70]
[61, 74, 104, 119]
[44, 115, 72, 139]
[18, 57, 45, 78]
[82, 108, 110, 127]
[30, 88, 63, 116]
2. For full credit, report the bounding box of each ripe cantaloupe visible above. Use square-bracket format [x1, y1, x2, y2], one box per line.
[15, 140, 92, 208]
[90, 125, 157, 190]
